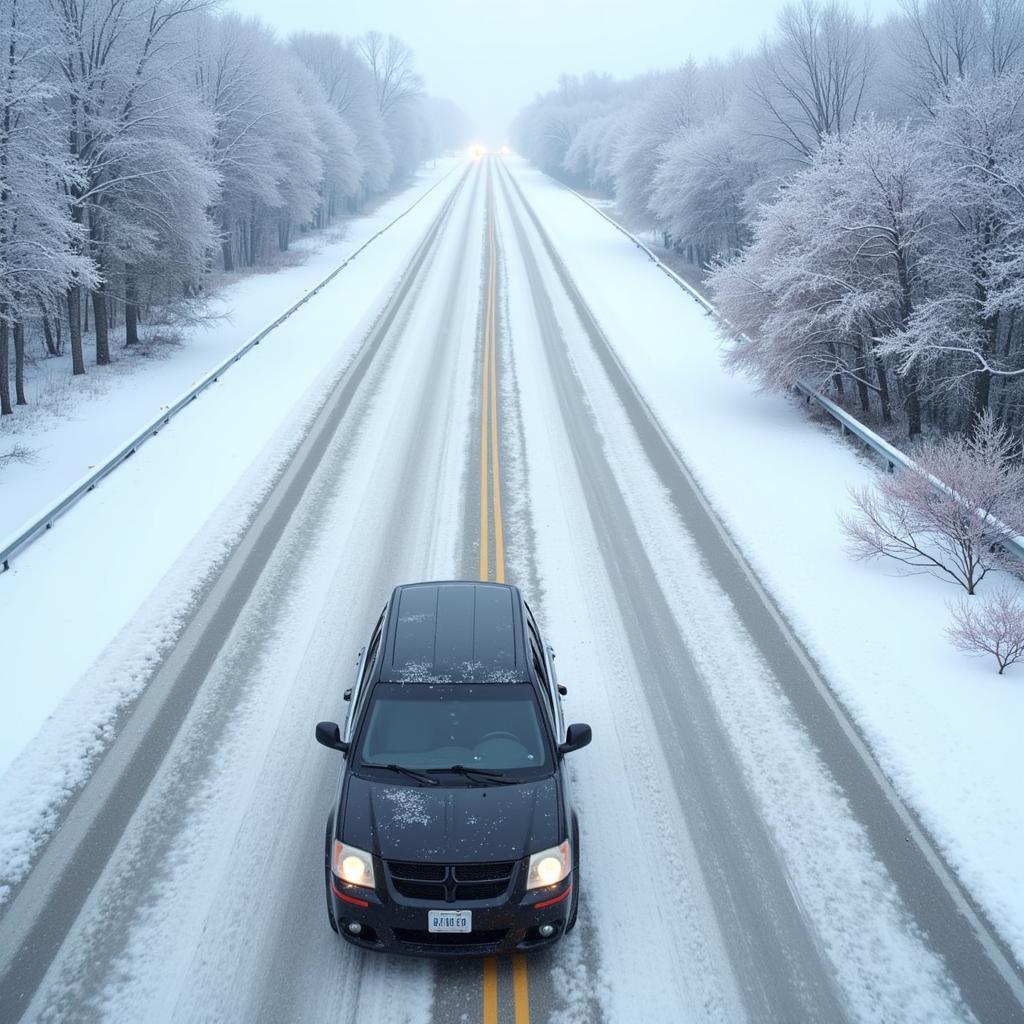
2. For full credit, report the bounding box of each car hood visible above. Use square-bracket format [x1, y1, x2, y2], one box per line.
[341, 773, 561, 863]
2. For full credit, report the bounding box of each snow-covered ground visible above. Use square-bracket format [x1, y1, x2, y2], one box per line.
[0, 159, 465, 896]
[505, 155, 1024, 964]
[0, 159, 459, 543]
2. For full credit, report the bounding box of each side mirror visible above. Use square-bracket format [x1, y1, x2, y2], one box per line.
[316, 721, 349, 754]
[557, 684, 568, 696]
[558, 723, 592, 756]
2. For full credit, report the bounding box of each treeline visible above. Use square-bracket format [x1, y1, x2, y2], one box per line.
[0, 0, 470, 417]
[514, 0, 1024, 441]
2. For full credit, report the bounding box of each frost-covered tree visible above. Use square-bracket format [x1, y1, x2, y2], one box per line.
[289, 32, 390, 206]
[1, 0, 93, 403]
[710, 119, 931, 432]
[192, 17, 325, 269]
[648, 122, 758, 262]
[0, 0, 451, 427]
[43, 0, 217, 367]
[563, 112, 624, 191]
[614, 65, 704, 226]
[878, 71, 1024, 421]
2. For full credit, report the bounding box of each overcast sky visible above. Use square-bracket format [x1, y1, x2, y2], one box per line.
[224, 0, 905, 140]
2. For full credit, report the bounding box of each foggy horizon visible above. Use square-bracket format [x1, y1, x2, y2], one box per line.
[223, 0, 906, 140]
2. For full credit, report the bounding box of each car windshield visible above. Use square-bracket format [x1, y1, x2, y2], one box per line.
[356, 683, 551, 778]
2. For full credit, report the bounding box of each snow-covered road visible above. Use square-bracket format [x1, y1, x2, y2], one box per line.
[0, 156, 1022, 1023]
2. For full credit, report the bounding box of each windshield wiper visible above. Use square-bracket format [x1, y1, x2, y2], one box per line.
[426, 765, 516, 786]
[361, 762, 439, 786]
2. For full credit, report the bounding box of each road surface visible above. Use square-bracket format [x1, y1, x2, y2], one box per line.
[0, 155, 1022, 1023]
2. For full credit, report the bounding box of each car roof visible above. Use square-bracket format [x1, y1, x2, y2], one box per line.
[378, 581, 529, 684]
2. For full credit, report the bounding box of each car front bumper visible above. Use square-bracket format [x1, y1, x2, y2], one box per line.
[330, 874, 574, 957]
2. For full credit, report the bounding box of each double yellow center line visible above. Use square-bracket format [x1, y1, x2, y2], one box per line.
[479, 162, 505, 586]
[478, 159, 529, 1024]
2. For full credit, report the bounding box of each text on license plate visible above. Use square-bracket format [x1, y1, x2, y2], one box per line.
[428, 910, 472, 933]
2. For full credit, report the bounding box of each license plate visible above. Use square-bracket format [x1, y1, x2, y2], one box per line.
[428, 910, 472, 933]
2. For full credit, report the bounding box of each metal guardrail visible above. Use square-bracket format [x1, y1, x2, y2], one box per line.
[0, 162, 462, 573]
[556, 177, 1024, 562]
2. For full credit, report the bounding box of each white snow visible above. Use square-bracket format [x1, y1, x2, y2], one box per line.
[0, 159, 465, 902]
[504, 155, 1024, 966]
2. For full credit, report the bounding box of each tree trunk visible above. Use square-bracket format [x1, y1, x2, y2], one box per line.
[14, 322, 26, 405]
[904, 367, 922, 437]
[83, 291, 89, 334]
[278, 217, 290, 252]
[971, 369, 992, 424]
[0, 318, 11, 416]
[872, 348, 892, 424]
[854, 334, 871, 416]
[68, 287, 85, 376]
[124, 274, 140, 346]
[42, 314, 57, 357]
[93, 287, 110, 365]
[221, 237, 234, 272]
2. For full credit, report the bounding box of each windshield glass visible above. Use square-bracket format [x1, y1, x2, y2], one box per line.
[356, 683, 551, 776]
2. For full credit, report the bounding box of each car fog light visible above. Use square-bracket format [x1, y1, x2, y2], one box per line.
[347, 922, 362, 936]
[539, 923, 555, 937]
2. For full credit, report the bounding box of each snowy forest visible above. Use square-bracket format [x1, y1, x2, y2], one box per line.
[0, 0, 468, 419]
[515, 0, 1024, 444]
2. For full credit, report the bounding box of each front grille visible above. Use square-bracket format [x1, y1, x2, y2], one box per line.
[389, 862, 446, 881]
[394, 927, 508, 947]
[387, 860, 516, 902]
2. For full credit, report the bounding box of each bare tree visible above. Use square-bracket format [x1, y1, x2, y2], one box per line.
[749, 0, 875, 159]
[948, 582, 1024, 671]
[358, 31, 421, 119]
[894, 0, 1024, 108]
[842, 412, 1024, 592]
[897, 0, 983, 100]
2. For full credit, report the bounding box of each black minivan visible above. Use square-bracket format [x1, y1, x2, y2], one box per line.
[315, 581, 592, 956]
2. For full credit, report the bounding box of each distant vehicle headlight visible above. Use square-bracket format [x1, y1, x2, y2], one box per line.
[526, 840, 571, 890]
[333, 840, 375, 889]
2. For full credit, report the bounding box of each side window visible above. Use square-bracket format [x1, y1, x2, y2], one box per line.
[361, 621, 383, 687]
[524, 603, 541, 647]
[525, 602, 561, 725]
[347, 607, 385, 739]
[364, 606, 387, 688]
[527, 630, 553, 711]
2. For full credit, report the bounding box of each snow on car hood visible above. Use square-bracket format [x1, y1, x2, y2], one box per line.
[342, 774, 561, 862]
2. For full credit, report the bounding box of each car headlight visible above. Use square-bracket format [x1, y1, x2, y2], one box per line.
[332, 840, 375, 889]
[526, 840, 571, 890]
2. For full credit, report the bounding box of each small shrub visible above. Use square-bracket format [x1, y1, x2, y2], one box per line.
[842, 413, 1024, 594]
[947, 585, 1024, 675]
